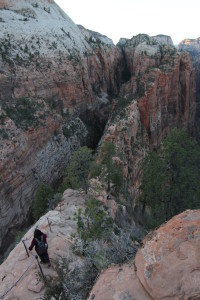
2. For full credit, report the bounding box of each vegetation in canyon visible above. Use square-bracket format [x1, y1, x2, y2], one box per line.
[140, 128, 200, 228]
[42, 142, 139, 299]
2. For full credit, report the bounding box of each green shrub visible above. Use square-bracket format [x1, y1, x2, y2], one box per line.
[77, 197, 113, 241]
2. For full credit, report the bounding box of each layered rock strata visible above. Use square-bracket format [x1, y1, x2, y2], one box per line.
[88, 209, 200, 300]
[102, 34, 196, 201]
[0, 0, 121, 252]
[0, 1, 196, 255]
[178, 38, 200, 115]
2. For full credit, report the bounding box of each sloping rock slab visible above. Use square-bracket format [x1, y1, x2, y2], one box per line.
[0, 189, 85, 300]
[136, 209, 200, 299]
[88, 210, 200, 300]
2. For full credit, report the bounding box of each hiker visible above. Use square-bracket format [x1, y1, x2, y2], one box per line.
[29, 229, 51, 267]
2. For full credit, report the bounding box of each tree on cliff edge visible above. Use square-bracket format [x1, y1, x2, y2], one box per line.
[61, 146, 93, 193]
[140, 128, 200, 228]
[91, 141, 123, 192]
[33, 183, 54, 220]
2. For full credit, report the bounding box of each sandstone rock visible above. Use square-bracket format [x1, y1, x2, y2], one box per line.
[0, 2, 196, 261]
[88, 263, 151, 300]
[0, 0, 123, 253]
[88, 209, 200, 300]
[0, 189, 85, 300]
[136, 209, 200, 299]
[27, 279, 43, 293]
[102, 35, 196, 202]
[178, 37, 200, 115]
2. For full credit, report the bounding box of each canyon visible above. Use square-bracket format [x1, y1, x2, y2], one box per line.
[0, 1, 199, 299]
[0, 0, 197, 254]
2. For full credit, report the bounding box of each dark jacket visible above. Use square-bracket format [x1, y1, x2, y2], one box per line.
[29, 233, 48, 253]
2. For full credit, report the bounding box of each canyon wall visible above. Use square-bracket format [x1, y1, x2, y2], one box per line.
[0, 1, 196, 253]
[101, 34, 196, 201]
[179, 38, 200, 101]
[178, 38, 200, 123]
[0, 0, 122, 252]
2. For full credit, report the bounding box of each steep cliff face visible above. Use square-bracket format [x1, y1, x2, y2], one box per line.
[102, 34, 196, 201]
[0, 2, 196, 256]
[88, 209, 200, 300]
[178, 38, 200, 116]
[0, 0, 123, 252]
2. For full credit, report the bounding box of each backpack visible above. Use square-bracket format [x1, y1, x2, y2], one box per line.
[35, 235, 47, 254]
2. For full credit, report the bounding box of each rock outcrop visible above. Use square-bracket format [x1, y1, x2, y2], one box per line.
[0, 0, 122, 253]
[153, 34, 174, 46]
[0, 189, 85, 300]
[101, 34, 196, 201]
[178, 37, 200, 116]
[88, 209, 200, 300]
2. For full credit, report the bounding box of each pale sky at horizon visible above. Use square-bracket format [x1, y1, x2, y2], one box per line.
[55, 0, 199, 45]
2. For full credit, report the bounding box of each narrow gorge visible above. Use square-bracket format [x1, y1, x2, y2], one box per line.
[0, 0, 197, 256]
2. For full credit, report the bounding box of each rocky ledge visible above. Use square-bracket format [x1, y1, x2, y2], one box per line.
[0, 189, 86, 300]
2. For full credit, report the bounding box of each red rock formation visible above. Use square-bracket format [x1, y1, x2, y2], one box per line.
[178, 37, 200, 119]
[102, 35, 196, 201]
[88, 209, 200, 300]
[0, 2, 196, 258]
[0, 0, 123, 253]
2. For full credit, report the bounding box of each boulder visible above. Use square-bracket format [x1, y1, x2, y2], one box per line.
[88, 210, 200, 300]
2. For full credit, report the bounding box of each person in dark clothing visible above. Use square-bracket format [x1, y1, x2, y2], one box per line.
[29, 229, 51, 267]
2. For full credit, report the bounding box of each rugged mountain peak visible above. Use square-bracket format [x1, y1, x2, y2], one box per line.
[0, 0, 89, 55]
[78, 24, 114, 46]
[118, 33, 153, 47]
[152, 34, 174, 46]
[179, 37, 200, 46]
[102, 34, 195, 201]
[178, 37, 200, 56]
[118, 33, 173, 48]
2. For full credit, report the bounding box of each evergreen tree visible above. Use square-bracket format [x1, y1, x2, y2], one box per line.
[62, 146, 93, 193]
[97, 141, 123, 192]
[33, 183, 54, 220]
[140, 128, 200, 228]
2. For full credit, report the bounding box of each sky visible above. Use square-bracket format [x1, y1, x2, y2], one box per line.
[55, 0, 200, 45]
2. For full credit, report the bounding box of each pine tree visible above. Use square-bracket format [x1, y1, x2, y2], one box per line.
[140, 128, 200, 228]
[33, 183, 54, 220]
[62, 146, 93, 193]
[92, 141, 123, 192]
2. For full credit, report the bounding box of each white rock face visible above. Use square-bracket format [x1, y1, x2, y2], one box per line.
[118, 33, 174, 47]
[0, 0, 89, 56]
[0, 0, 118, 254]
[78, 25, 114, 46]
[152, 34, 174, 46]
[0, 189, 86, 300]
